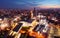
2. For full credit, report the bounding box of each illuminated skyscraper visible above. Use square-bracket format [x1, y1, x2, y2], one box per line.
[30, 10, 33, 19]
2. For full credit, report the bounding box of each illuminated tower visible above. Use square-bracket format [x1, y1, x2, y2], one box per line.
[30, 10, 33, 19]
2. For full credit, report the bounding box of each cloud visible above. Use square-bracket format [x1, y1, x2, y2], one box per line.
[0, 0, 60, 8]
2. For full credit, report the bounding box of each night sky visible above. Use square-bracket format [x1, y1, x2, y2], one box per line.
[0, 0, 60, 9]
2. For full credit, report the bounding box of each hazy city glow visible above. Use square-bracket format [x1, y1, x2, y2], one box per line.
[37, 5, 60, 8]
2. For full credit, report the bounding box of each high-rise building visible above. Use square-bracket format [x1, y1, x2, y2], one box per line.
[33, 8, 37, 16]
[30, 10, 33, 19]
